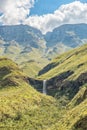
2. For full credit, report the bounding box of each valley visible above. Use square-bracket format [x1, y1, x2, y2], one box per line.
[0, 24, 87, 130]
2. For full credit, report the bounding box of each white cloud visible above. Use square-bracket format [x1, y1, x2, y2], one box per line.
[0, 0, 35, 24]
[24, 1, 87, 34]
[0, 1, 87, 34]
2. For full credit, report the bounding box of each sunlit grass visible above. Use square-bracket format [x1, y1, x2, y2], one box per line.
[38, 44, 87, 80]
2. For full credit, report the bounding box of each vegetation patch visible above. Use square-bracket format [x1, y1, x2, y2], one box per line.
[73, 116, 87, 130]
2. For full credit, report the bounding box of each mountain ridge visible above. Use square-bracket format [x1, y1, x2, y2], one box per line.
[45, 23, 87, 47]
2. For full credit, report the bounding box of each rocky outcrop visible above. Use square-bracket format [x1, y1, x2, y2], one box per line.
[28, 78, 43, 91]
[46, 71, 87, 102]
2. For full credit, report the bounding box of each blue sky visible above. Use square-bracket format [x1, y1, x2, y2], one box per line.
[30, 0, 87, 16]
[0, 0, 87, 33]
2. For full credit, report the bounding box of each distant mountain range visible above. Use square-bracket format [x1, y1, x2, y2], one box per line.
[0, 24, 45, 48]
[45, 23, 87, 47]
[0, 23, 87, 65]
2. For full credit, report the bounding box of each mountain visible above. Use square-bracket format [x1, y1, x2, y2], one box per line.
[45, 23, 87, 48]
[0, 24, 45, 48]
[0, 25, 46, 58]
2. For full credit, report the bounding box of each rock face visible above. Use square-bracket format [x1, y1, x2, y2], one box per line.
[47, 71, 87, 95]
[28, 78, 43, 90]
[31, 70, 87, 105]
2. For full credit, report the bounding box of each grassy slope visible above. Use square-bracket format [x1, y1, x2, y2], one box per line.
[0, 58, 62, 130]
[20, 60, 48, 78]
[20, 61, 42, 78]
[47, 97, 87, 130]
[38, 44, 87, 80]
[18, 48, 49, 78]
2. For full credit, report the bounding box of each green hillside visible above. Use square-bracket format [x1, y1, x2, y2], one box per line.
[39, 43, 87, 79]
[47, 96, 87, 130]
[20, 60, 42, 78]
[0, 57, 61, 130]
[38, 44, 87, 104]
[20, 59, 49, 78]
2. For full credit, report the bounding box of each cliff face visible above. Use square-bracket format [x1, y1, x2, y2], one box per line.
[45, 71, 87, 105]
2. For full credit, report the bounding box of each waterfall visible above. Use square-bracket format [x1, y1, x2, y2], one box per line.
[43, 80, 47, 94]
